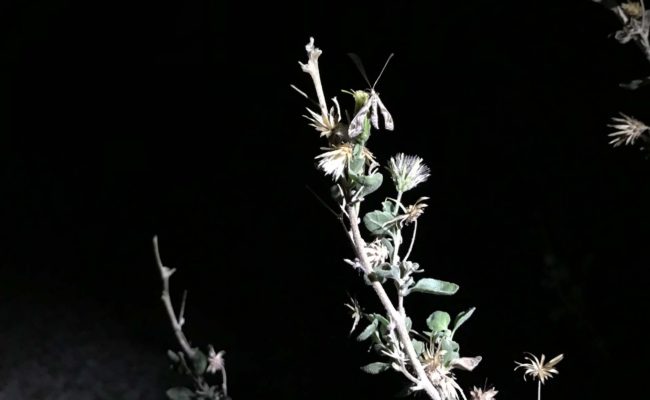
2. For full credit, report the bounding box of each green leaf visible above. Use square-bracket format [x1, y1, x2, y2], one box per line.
[358, 172, 383, 197]
[363, 210, 395, 236]
[191, 348, 208, 375]
[166, 387, 194, 400]
[451, 307, 476, 337]
[348, 153, 366, 180]
[426, 311, 451, 333]
[440, 338, 460, 366]
[405, 316, 412, 331]
[167, 349, 180, 363]
[360, 362, 391, 374]
[382, 200, 395, 215]
[409, 278, 459, 296]
[411, 339, 426, 356]
[370, 313, 390, 327]
[357, 319, 379, 341]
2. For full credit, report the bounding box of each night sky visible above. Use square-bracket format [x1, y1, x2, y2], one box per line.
[2, 1, 650, 399]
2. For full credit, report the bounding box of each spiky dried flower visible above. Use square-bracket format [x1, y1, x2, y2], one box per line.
[417, 343, 466, 400]
[514, 353, 564, 384]
[403, 197, 429, 226]
[469, 385, 498, 400]
[315, 143, 375, 181]
[608, 113, 649, 146]
[344, 296, 363, 335]
[303, 97, 345, 139]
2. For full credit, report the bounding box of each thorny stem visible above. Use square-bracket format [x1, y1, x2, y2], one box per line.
[154, 236, 229, 399]
[153, 236, 196, 359]
[346, 204, 441, 400]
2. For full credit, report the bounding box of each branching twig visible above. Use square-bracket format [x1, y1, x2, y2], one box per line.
[153, 235, 196, 359]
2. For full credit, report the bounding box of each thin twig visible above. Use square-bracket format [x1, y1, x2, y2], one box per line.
[403, 220, 418, 263]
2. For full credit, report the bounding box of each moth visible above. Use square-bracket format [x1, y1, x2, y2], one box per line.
[347, 52, 395, 138]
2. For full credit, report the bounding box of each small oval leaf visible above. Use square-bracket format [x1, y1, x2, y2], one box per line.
[411, 339, 426, 356]
[191, 348, 208, 375]
[452, 307, 476, 336]
[409, 278, 459, 296]
[357, 319, 379, 341]
[359, 172, 384, 197]
[360, 362, 391, 374]
[450, 356, 482, 371]
[166, 387, 194, 400]
[426, 311, 451, 333]
[167, 349, 180, 363]
[363, 210, 395, 236]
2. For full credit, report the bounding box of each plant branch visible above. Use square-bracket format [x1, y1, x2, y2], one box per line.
[153, 235, 196, 359]
[346, 204, 441, 400]
[597, 0, 650, 64]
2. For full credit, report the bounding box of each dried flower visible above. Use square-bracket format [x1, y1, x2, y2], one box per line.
[608, 113, 649, 146]
[621, 1, 644, 19]
[514, 353, 563, 384]
[417, 344, 465, 400]
[388, 153, 430, 192]
[344, 296, 363, 335]
[387, 197, 429, 228]
[403, 197, 429, 226]
[364, 238, 390, 267]
[469, 385, 498, 400]
[303, 97, 345, 139]
[206, 345, 225, 374]
[298, 37, 329, 118]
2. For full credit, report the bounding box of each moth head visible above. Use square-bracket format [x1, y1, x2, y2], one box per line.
[343, 89, 370, 114]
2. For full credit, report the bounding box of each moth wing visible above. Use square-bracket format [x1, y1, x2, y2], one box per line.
[348, 101, 372, 138]
[375, 95, 394, 131]
[369, 94, 380, 130]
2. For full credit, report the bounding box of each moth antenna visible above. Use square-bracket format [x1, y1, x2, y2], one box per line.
[290, 84, 321, 109]
[372, 53, 394, 89]
[305, 185, 341, 220]
[347, 52, 372, 88]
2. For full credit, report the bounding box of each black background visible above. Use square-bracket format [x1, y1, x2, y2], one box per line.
[2, 1, 649, 399]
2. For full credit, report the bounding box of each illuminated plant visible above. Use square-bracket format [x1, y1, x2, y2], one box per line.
[293, 37, 482, 400]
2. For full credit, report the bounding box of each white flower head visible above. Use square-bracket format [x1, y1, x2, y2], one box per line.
[514, 353, 563, 384]
[315, 144, 353, 181]
[388, 153, 430, 192]
[315, 143, 375, 181]
[608, 113, 649, 147]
